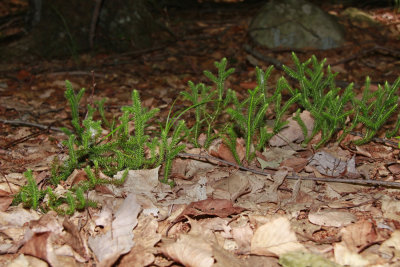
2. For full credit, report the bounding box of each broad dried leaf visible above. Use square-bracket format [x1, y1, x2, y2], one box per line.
[1, 254, 48, 267]
[379, 230, 400, 259]
[340, 220, 378, 252]
[308, 151, 359, 178]
[269, 110, 314, 147]
[334, 243, 370, 266]
[119, 216, 161, 267]
[161, 219, 215, 267]
[258, 147, 296, 169]
[381, 195, 400, 221]
[172, 198, 245, 224]
[109, 167, 160, 197]
[88, 194, 141, 267]
[308, 210, 356, 227]
[251, 216, 305, 256]
[212, 172, 250, 201]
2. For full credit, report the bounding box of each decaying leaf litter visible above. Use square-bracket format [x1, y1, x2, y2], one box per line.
[1, 2, 400, 266]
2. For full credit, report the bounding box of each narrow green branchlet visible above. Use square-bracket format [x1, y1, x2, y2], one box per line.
[65, 192, 76, 215]
[158, 101, 192, 184]
[283, 53, 354, 148]
[181, 81, 215, 147]
[293, 109, 309, 143]
[63, 80, 85, 138]
[227, 86, 269, 161]
[202, 58, 235, 147]
[222, 125, 241, 163]
[14, 170, 44, 210]
[354, 77, 400, 144]
[95, 98, 114, 130]
[256, 65, 274, 104]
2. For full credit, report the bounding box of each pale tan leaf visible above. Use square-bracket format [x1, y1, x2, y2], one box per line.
[251, 216, 306, 256]
[88, 194, 141, 266]
[334, 243, 369, 266]
[308, 210, 356, 227]
[161, 234, 214, 267]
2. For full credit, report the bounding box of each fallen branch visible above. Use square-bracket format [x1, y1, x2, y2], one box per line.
[0, 119, 63, 132]
[178, 152, 400, 188]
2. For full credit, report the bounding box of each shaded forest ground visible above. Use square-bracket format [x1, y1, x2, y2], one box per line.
[1, 1, 400, 266]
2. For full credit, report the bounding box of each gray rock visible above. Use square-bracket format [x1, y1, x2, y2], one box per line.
[249, 0, 345, 50]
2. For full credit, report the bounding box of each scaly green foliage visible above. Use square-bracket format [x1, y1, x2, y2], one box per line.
[13, 170, 45, 210]
[353, 77, 400, 144]
[182, 58, 235, 148]
[158, 103, 191, 185]
[12, 56, 400, 215]
[283, 53, 355, 148]
[227, 86, 269, 161]
[180, 81, 215, 147]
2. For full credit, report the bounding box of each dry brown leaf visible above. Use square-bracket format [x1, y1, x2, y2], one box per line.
[210, 142, 238, 165]
[269, 110, 314, 147]
[380, 195, 400, 221]
[172, 198, 245, 225]
[62, 218, 90, 261]
[251, 216, 306, 256]
[0, 191, 13, 211]
[19, 232, 59, 266]
[253, 168, 287, 204]
[161, 234, 214, 267]
[160, 219, 215, 267]
[280, 157, 308, 172]
[1, 254, 48, 267]
[340, 220, 378, 252]
[308, 209, 357, 227]
[258, 147, 296, 169]
[212, 172, 250, 201]
[231, 223, 253, 254]
[379, 230, 400, 260]
[88, 194, 141, 267]
[308, 151, 359, 178]
[108, 167, 160, 198]
[212, 242, 249, 267]
[334, 242, 370, 266]
[356, 143, 394, 160]
[119, 216, 161, 267]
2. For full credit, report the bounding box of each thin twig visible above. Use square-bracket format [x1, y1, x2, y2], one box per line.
[243, 44, 284, 70]
[177, 152, 400, 188]
[3, 130, 44, 149]
[0, 119, 63, 132]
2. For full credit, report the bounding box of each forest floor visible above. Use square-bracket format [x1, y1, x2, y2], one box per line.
[1, 1, 400, 266]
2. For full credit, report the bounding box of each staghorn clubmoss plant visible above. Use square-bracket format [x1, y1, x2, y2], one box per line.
[226, 86, 269, 162]
[180, 81, 215, 147]
[221, 125, 241, 163]
[60, 85, 161, 178]
[283, 53, 355, 148]
[255, 65, 274, 104]
[182, 58, 235, 148]
[62, 80, 85, 139]
[270, 77, 301, 136]
[117, 89, 160, 169]
[353, 77, 400, 145]
[224, 68, 299, 163]
[203, 58, 235, 117]
[13, 170, 46, 210]
[13, 56, 400, 215]
[157, 103, 191, 185]
[95, 98, 115, 130]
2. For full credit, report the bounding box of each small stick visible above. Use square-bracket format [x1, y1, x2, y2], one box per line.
[0, 119, 63, 132]
[177, 152, 400, 188]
